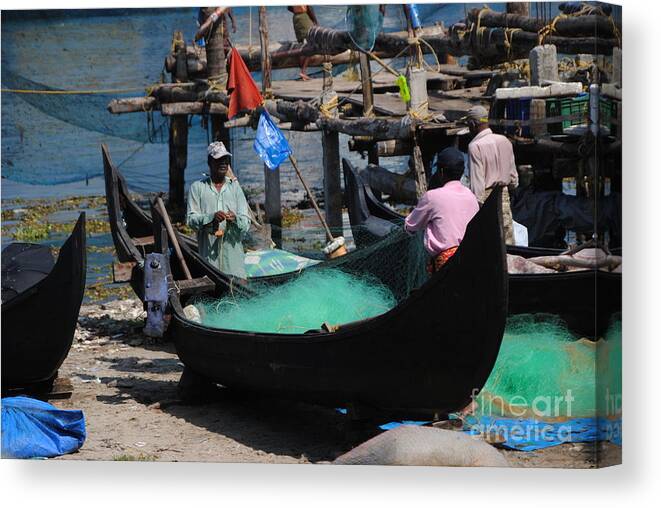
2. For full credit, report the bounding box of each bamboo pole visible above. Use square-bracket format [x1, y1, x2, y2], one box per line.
[288, 155, 334, 243]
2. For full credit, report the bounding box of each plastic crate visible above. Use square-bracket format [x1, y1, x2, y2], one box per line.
[504, 98, 532, 136]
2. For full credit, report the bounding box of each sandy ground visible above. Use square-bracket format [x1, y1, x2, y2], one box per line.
[51, 299, 621, 468]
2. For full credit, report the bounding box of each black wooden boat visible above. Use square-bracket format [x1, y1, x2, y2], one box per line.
[1, 214, 87, 396]
[343, 158, 571, 258]
[103, 144, 254, 300]
[166, 189, 508, 417]
[342, 159, 621, 337]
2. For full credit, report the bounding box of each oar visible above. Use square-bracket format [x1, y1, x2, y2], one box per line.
[156, 196, 193, 280]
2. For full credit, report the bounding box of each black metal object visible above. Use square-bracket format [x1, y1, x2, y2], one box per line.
[1, 214, 87, 396]
[167, 189, 508, 417]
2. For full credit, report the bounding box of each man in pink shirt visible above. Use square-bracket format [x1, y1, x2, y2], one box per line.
[405, 148, 479, 273]
[463, 105, 519, 244]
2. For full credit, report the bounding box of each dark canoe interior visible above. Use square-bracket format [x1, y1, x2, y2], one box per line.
[167, 189, 508, 417]
[1, 243, 55, 306]
[1, 214, 87, 396]
[342, 159, 621, 337]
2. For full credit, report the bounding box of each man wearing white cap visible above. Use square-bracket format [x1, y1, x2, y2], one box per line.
[186, 142, 250, 280]
[462, 105, 519, 244]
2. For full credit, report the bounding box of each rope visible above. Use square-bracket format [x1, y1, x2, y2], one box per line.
[503, 27, 522, 61]
[0, 86, 149, 95]
[407, 101, 434, 122]
[319, 94, 339, 118]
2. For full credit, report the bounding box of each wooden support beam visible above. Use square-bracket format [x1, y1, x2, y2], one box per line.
[407, 68, 428, 196]
[321, 87, 342, 231]
[468, 9, 619, 38]
[108, 96, 157, 114]
[258, 6, 280, 246]
[168, 31, 189, 216]
[259, 6, 272, 97]
[316, 116, 413, 140]
[168, 116, 188, 215]
[530, 98, 547, 137]
[358, 52, 378, 166]
[175, 276, 217, 295]
[160, 102, 228, 116]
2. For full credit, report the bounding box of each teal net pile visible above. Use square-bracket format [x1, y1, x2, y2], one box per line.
[193, 225, 430, 334]
[198, 269, 397, 334]
[474, 314, 623, 420]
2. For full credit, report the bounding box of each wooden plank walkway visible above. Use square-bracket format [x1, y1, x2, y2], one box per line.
[271, 72, 486, 121]
[271, 71, 463, 102]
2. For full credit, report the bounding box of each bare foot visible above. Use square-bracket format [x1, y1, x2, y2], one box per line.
[299, 72, 310, 81]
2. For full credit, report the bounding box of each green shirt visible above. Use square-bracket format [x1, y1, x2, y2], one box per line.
[186, 176, 251, 279]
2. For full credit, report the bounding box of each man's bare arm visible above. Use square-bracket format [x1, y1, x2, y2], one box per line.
[195, 7, 228, 41]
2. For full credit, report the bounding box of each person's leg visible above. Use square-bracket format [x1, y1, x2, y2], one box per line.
[501, 188, 515, 245]
[299, 56, 311, 80]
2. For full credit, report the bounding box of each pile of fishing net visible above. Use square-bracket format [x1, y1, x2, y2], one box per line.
[192, 226, 429, 334]
[475, 313, 622, 419]
[196, 269, 397, 334]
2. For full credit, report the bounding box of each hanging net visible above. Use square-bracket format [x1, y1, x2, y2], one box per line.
[473, 313, 622, 419]
[345, 5, 384, 52]
[1, 69, 166, 144]
[193, 225, 430, 333]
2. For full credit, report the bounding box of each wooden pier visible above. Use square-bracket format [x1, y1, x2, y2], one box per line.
[107, 4, 621, 238]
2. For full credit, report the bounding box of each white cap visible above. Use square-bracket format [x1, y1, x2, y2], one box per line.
[208, 141, 232, 159]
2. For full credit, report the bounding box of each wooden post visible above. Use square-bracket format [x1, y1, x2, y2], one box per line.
[321, 68, 342, 231]
[530, 98, 547, 137]
[406, 67, 428, 197]
[259, 7, 272, 97]
[168, 31, 189, 217]
[258, 7, 281, 245]
[506, 2, 530, 16]
[202, 7, 231, 151]
[358, 52, 379, 166]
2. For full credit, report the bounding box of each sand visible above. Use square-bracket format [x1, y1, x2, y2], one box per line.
[50, 298, 621, 467]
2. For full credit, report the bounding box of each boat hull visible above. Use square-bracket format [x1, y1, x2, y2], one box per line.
[1, 214, 87, 395]
[169, 189, 508, 416]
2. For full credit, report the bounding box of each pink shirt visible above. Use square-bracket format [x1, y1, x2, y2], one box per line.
[468, 128, 519, 203]
[404, 181, 479, 256]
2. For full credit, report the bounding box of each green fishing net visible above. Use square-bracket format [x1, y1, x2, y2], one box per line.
[475, 314, 622, 419]
[193, 225, 429, 333]
[196, 268, 397, 334]
[345, 5, 384, 52]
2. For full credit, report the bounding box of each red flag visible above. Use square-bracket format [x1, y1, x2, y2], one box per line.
[227, 47, 263, 119]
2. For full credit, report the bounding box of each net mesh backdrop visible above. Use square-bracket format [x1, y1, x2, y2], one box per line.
[1, 4, 467, 187]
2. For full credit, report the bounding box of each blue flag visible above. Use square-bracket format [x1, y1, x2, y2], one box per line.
[253, 111, 292, 171]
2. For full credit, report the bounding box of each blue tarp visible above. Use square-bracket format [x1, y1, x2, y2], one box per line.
[359, 415, 623, 452]
[1, 396, 86, 459]
[463, 416, 622, 451]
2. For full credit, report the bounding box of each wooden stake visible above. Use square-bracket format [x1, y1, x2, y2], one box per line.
[156, 197, 192, 280]
[259, 6, 272, 97]
[168, 31, 189, 216]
